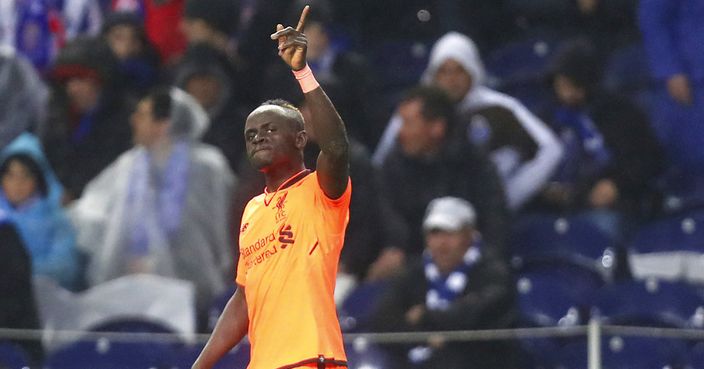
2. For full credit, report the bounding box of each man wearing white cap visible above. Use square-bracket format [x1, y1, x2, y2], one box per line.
[369, 196, 517, 369]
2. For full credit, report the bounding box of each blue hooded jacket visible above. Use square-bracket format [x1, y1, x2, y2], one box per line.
[639, 0, 704, 82]
[0, 133, 79, 290]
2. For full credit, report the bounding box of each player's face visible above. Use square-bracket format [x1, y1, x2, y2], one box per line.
[425, 228, 473, 275]
[244, 106, 302, 171]
[434, 59, 473, 103]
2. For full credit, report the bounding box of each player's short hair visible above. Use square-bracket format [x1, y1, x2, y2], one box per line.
[401, 86, 455, 124]
[260, 99, 305, 131]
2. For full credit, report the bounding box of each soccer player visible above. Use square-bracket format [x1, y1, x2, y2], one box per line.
[192, 6, 351, 369]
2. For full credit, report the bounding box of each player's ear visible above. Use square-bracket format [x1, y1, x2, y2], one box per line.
[295, 130, 308, 149]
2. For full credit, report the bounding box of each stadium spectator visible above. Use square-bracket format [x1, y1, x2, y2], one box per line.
[173, 43, 252, 171]
[532, 41, 665, 239]
[0, 0, 103, 71]
[70, 88, 235, 328]
[0, 133, 80, 290]
[101, 11, 161, 96]
[374, 32, 563, 212]
[112, 0, 187, 64]
[0, 47, 49, 148]
[638, 0, 704, 210]
[368, 197, 517, 369]
[181, 0, 241, 59]
[0, 219, 43, 365]
[42, 36, 133, 201]
[376, 86, 509, 263]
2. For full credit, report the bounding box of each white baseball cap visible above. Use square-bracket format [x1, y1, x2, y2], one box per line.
[422, 197, 476, 232]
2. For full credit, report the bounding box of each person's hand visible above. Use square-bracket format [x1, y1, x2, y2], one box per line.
[405, 304, 425, 326]
[270, 5, 310, 71]
[667, 74, 693, 105]
[589, 178, 618, 208]
[542, 182, 573, 207]
[577, 0, 599, 15]
[365, 247, 405, 282]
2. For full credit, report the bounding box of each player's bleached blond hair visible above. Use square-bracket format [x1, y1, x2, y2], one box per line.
[260, 99, 305, 131]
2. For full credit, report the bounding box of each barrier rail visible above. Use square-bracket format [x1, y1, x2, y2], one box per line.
[2, 321, 704, 368]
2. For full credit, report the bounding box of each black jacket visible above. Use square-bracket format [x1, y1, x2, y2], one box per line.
[368, 253, 518, 369]
[379, 140, 509, 259]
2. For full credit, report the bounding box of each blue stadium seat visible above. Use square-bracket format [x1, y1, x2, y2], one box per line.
[485, 36, 560, 112]
[44, 338, 179, 369]
[516, 264, 603, 369]
[365, 40, 430, 93]
[516, 263, 603, 327]
[345, 339, 391, 369]
[629, 210, 704, 254]
[602, 43, 652, 97]
[557, 336, 689, 369]
[208, 285, 237, 331]
[592, 280, 703, 328]
[338, 280, 390, 332]
[90, 318, 177, 335]
[628, 210, 704, 282]
[687, 341, 704, 368]
[45, 317, 187, 369]
[0, 341, 30, 369]
[172, 343, 250, 369]
[511, 214, 615, 273]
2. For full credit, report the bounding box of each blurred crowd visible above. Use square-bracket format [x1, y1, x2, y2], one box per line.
[1, 0, 703, 368]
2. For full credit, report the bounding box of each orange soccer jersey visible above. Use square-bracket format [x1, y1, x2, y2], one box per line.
[236, 171, 351, 369]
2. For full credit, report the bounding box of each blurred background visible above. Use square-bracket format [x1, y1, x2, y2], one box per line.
[0, 0, 703, 368]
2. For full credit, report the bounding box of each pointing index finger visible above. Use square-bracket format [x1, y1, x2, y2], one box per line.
[296, 5, 310, 32]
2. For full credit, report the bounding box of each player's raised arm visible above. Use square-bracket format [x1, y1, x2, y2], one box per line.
[270, 5, 350, 199]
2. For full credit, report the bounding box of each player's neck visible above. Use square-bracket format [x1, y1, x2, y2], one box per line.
[264, 164, 308, 192]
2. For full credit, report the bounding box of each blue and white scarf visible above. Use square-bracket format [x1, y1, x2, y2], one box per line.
[127, 141, 190, 259]
[409, 242, 482, 363]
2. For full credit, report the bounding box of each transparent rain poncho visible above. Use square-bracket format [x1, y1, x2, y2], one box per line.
[70, 88, 236, 312]
[0, 47, 49, 148]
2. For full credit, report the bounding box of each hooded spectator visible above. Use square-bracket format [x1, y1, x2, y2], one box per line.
[43, 36, 133, 201]
[0, 133, 80, 290]
[71, 87, 235, 328]
[375, 32, 563, 212]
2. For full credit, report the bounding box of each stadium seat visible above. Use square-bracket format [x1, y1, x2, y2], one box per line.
[516, 263, 603, 327]
[208, 285, 237, 331]
[44, 338, 179, 369]
[557, 336, 689, 369]
[0, 341, 30, 369]
[510, 214, 615, 274]
[628, 210, 704, 282]
[365, 39, 430, 93]
[485, 36, 560, 112]
[90, 317, 178, 335]
[345, 338, 391, 369]
[172, 343, 250, 369]
[338, 280, 390, 332]
[602, 43, 652, 97]
[592, 279, 704, 328]
[45, 316, 187, 369]
[516, 264, 603, 369]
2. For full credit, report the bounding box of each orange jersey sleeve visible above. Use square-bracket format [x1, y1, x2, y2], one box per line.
[235, 172, 351, 369]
